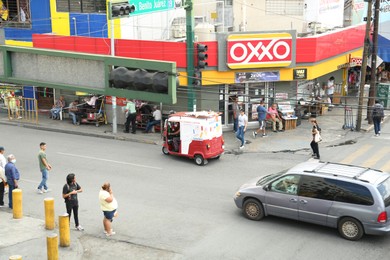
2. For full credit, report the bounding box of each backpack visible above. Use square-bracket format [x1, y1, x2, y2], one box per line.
[372, 105, 382, 118]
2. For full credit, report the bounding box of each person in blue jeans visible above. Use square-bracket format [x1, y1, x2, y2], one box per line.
[143, 106, 162, 133]
[37, 142, 52, 194]
[68, 100, 82, 125]
[4, 154, 20, 209]
[371, 100, 384, 137]
[236, 109, 248, 149]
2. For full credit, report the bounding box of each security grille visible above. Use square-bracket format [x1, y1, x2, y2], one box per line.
[56, 0, 106, 13]
[0, 0, 31, 24]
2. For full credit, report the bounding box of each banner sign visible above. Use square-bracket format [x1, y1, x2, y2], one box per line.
[235, 71, 280, 83]
[227, 33, 293, 69]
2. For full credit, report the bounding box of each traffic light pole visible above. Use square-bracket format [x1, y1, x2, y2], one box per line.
[356, 0, 373, 131]
[367, 0, 380, 124]
[185, 0, 196, 111]
[110, 17, 118, 134]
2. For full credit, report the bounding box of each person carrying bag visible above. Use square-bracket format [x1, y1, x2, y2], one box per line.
[310, 118, 321, 159]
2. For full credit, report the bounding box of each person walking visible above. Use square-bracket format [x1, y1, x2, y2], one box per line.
[37, 142, 52, 194]
[4, 154, 20, 209]
[372, 100, 384, 137]
[62, 173, 84, 231]
[99, 182, 118, 237]
[310, 118, 321, 160]
[233, 97, 240, 133]
[124, 99, 137, 134]
[0, 146, 6, 207]
[253, 100, 268, 138]
[236, 109, 248, 149]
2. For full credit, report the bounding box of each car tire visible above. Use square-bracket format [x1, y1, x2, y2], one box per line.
[194, 154, 204, 166]
[338, 217, 364, 241]
[243, 198, 264, 221]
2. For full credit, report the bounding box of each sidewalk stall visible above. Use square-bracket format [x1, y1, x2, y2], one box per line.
[162, 111, 224, 166]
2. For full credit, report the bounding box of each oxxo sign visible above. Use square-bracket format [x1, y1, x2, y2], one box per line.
[227, 33, 293, 69]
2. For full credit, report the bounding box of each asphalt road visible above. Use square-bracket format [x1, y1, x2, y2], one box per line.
[1, 123, 390, 260]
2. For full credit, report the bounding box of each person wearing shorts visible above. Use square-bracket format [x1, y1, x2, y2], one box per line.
[253, 100, 268, 138]
[99, 182, 118, 237]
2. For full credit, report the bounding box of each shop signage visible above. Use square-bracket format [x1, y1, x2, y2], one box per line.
[235, 71, 280, 83]
[293, 68, 307, 79]
[105, 96, 127, 106]
[227, 33, 293, 69]
[349, 57, 362, 67]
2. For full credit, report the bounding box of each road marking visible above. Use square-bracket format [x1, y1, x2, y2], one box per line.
[57, 152, 163, 170]
[381, 160, 390, 173]
[339, 144, 373, 165]
[361, 147, 390, 168]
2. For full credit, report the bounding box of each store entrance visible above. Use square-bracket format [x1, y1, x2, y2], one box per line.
[221, 82, 275, 129]
[36, 87, 54, 109]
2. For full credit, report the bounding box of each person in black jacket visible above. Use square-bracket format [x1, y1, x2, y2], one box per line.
[62, 173, 84, 231]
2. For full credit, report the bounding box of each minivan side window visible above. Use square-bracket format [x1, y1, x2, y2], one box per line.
[270, 175, 300, 195]
[298, 176, 335, 200]
[376, 177, 390, 207]
[298, 176, 374, 205]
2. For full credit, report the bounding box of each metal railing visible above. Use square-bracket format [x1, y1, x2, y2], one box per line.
[6, 97, 38, 124]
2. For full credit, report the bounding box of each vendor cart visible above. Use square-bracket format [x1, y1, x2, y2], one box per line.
[79, 96, 107, 127]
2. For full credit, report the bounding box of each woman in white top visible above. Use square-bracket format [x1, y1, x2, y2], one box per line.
[99, 182, 118, 236]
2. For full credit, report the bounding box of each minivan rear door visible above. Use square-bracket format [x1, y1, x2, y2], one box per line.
[297, 176, 333, 225]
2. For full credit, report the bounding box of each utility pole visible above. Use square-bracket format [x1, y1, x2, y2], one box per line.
[367, 0, 380, 124]
[184, 0, 196, 111]
[356, 0, 373, 131]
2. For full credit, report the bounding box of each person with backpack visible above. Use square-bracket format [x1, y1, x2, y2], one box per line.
[62, 173, 84, 231]
[372, 100, 385, 137]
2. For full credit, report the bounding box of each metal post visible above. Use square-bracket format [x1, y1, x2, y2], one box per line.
[12, 189, 22, 219]
[185, 0, 196, 111]
[111, 17, 117, 134]
[367, 0, 380, 124]
[44, 198, 55, 230]
[47, 234, 59, 260]
[59, 214, 70, 247]
[356, 0, 373, 131]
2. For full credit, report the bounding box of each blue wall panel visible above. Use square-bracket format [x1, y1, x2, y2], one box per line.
[69, 13, 107, 38]
[4, 0, 52, 42]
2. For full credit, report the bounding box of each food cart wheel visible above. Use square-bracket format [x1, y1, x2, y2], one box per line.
[162, 146, 169, 155]
[194, 154, 205, 166]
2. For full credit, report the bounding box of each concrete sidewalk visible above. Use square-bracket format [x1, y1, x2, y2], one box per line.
[0, 96, 381, 259]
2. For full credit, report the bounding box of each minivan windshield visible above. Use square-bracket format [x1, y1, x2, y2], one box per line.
[256, 171, 284, 186]
[377, 177, 390, 207]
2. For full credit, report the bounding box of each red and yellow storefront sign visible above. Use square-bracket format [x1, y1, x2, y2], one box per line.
[226, 33, 293, 69]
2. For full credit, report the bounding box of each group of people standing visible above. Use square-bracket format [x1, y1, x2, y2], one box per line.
[0, 142, 119, 237]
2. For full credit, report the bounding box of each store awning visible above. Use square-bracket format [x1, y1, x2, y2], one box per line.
[378, 34, 390, 63]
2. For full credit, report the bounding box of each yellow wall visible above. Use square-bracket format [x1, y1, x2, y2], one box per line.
[201, 49, 363, 86]
[50, 0, 70, 36]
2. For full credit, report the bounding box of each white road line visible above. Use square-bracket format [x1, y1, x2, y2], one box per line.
[57, 152, 163, 170]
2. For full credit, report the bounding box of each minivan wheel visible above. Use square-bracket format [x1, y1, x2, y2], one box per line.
[338, 217, 364, 241]
[243, 199, 264, 221]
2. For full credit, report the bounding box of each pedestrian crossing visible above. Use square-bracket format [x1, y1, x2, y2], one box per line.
[338, 144, 390, 172]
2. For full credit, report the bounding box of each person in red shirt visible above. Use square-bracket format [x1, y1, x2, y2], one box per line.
[266, 103, 284, 132]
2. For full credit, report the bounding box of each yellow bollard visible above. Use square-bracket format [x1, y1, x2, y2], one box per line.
[59, 213, 70, 247]
[12, 189, 23, 219]
[9, 255, 22, 260]
[46, 233, 59, 260]
[44, 198, 55, 230]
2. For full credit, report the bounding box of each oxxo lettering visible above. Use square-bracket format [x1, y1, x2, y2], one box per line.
[229, 39, 291, 63]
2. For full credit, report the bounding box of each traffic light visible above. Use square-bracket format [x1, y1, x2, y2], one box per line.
[193, 70, 201, 86]
[196, 44, 208, 69]
[109, 0, 135, 19]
